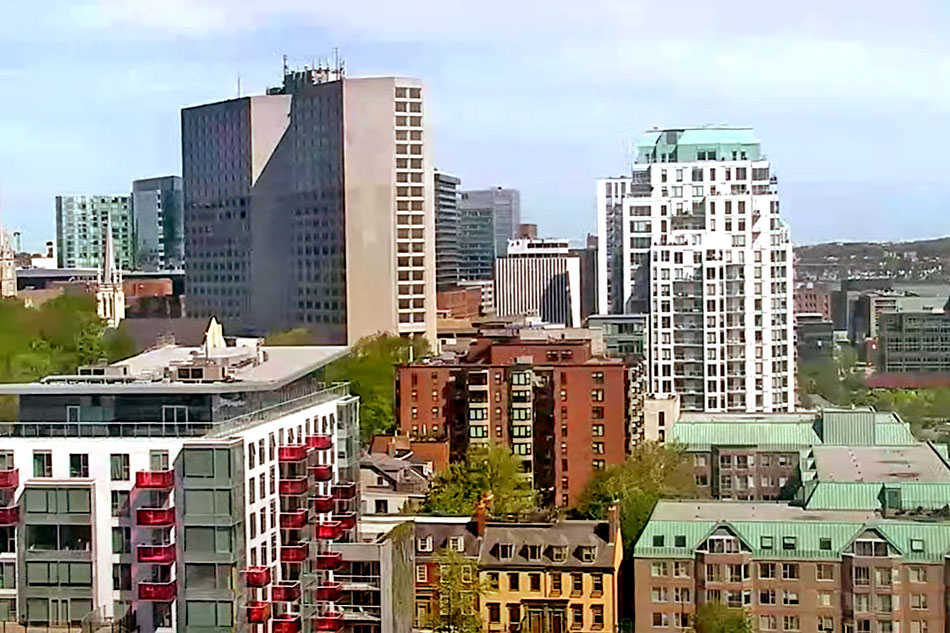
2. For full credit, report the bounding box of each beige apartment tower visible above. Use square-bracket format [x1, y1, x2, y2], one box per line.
[182, 65, 436, 346]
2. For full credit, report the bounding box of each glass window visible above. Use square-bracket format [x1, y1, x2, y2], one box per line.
[110, 454, 130, 481]
[69, 454, 88, 478]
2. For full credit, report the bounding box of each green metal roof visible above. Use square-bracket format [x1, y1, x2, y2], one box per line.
[676, 128, 759, 147]
[670, 422, 820, 451]
[872, 423, 918, 445]
[804, 483, 883, 511]
[635, 519, 950, 563]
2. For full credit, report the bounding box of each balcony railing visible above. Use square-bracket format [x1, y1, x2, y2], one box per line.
[137, 507, 175, 527]
[278, 446, 310, 462]
[315, 521, 342, 540]
[245, 567, 272, 587]
[332, 483, 356, 500]
[334, 513, 357, 531]
[307, 435, 333, 450]
[0, 506, 17, 525]
[135, 470, 174, 489]
[0, 469, 18, 489]
[138, 581, 176, 601]
[272, 582, 301, 602]
[247, 602, 271, 623]
[315, 582, 342, 602]
[314, 612, 345, 631]
[272, 615, 302, 633]
[279, 477, 309, 495]
[312, 495, 334, 513]
[310, 465, 333, 482]
[137, 543, 175, 564]
[281, 544, 308, 563]
[315, 552, 343, 570]
[280, 510, 309, 529]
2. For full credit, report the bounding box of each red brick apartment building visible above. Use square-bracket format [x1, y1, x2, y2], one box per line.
[794, 281, 832, 319]
[396, 337, 630, 506]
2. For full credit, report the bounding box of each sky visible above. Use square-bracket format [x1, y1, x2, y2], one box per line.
[2, 0, 950, 250]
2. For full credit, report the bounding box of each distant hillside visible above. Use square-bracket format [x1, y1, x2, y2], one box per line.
[795, 236, 950, 282]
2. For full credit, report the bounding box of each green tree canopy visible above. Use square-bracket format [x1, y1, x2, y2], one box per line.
[425, 548, 484, 633]
[264, 328, 315, 346]
[574, 441, 697, 555]
[422, 445, 537, 518]
[690, 602, 751, 633]
[325, 333, 431, 441]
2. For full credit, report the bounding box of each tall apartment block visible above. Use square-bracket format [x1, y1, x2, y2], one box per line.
[494, 239, 581, 326]
[133, 176, 184, 272]
[182, 65, 436, 346]
[396, 337, 629, 507]
[458, 188, 521, 281]
[596, 127, 795, 412]
[0, 329, 361, 633]
[434, 171, 461, 291]
[55, 195, 134, 270]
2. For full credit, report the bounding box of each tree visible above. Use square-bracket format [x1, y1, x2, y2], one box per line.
[425, 548, 484, 633]
[325, 333, 431, 440]
[264, 328, 315, 346]
[574, 442, 696, 555]
[690, 602, 751, 633]
[422, 445, 537, 517]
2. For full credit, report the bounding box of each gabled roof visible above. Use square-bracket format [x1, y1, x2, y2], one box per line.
[480, 521, 616, 570]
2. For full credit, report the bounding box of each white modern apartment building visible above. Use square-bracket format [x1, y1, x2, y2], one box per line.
[494, 238, 581, 326]
[0, 326, 361, 633]
[597, 127, 794, 412]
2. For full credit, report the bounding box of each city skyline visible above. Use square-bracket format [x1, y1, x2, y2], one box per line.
[3, 0, 950, 249]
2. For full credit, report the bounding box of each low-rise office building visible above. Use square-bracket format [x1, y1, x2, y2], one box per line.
[879, 296, 950, 372]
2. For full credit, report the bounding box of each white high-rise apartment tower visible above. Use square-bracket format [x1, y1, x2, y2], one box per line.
[597, 127, 794, 412]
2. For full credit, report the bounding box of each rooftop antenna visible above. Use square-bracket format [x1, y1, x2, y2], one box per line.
[282, 54, 289, 76]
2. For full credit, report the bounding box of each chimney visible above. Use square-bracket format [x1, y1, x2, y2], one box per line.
[607, 504, 620, 545]
[475, 492, 492, 536]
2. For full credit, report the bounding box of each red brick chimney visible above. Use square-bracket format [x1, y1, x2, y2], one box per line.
[475, 492, 493, 536]
[607, 504, 620, 545]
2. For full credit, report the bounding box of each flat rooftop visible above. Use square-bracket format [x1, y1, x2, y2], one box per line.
[651, 500, 878, 523]
[0, 344, 349, 395]
[812, 445, 950, 483]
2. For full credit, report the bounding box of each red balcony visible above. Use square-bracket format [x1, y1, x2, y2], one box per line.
[0, 469, 18, 489]
[245, 567, 272, 587]
[315, 552, 343, 570]
[312, 495, 334, 513]
[137, 543, 175, 564]
[334, 513, 357, 531]
[315, 521, 342, 540]
[280, 509, 309, 529]
[314, 612, 345, 632]
[307, 435, 333, 450]
[279, 477, 309, 495]
[278, 445, 310, 462]
[272, 615, 301, 633]
[316, 582, 343, 602]
[247, 601, 271, 623]
[281, 544, 308, 563]
[135, 469, 174, 489]
[332, 483, 356, 500]
[137, 507, 175, 527]
[272, 582, 301, 602]
[138, 581, 176, 601]
[310, 465, 333, 481]
[0, 506, 18, 525]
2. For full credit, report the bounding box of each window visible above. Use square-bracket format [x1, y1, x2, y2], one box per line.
[591, 605, 604, 630]
[760, 536, 773, 549]
[759, 589, 775, 605]
[651, 587, 669, 603]
[112, 563, 132, 590]
[417, 536, 433, 553]
[112, 527, 131, 554]
[877, 594, 893, 612]
[855, 540, 888, 557]
[673, 562, 689, 577]
[449, 536, 464, 552]
[415, 565, 427, 583]
[487, 572, 499, 589]
[908, 566, 926, 583]
[910, 538, 925, 552]
[782, 536, 797, 550]
[33, 451, 52, 478]
[759, 615, 777, 631]
[910, 622, 928, 633]
[579, 546, 596, 562]
[818, 617, 834, 632]
[652, 535, 665, 548]
[487, 603, 500, 624]
[591, 573, 603, 596]
[110, 454, 130, 481]
[571, 573, 583, 595]
[854, 566, 870, 586]
[111, 491, 129, 517]
[673, 587, 690, 603]
[817, 563, 835, 580]
[551, 546, 567, 562]
[69, 454, 88, 478]
[875, 567, 892, 586]
[758, 563, 776, 579]
[819, 537, 832, 551]
[185, 602, 233, 628]
[781, 563, 798, 580]
[570, 604, 583, 629]
[653, 613, 670, 627]
[910, 594, 927, 610]
[783, 616, 800, 632]
[498, 543, 513, 559]
[818, 591, 833, 607]
[507, 573, 519, 591]
[529, 573, 541, 592]
[782, 590, 799, 605]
